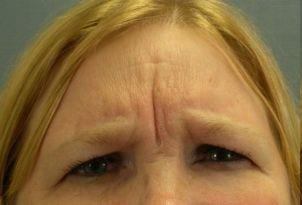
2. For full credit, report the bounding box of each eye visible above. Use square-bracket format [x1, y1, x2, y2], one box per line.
[68, 152, 123, 177]
[194, 144, 250, 167]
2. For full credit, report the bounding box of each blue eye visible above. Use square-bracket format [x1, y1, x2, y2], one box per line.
[195, 145, 246, 163]
[70, 153, 122, 177]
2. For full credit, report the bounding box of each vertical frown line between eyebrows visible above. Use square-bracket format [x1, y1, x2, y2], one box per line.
[52, 109, 269, 160]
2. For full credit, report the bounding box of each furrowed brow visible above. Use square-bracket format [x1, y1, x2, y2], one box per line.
[183, 108, 268, 139]
[52, 109, 270, 160]
[54, 117, 137, 155]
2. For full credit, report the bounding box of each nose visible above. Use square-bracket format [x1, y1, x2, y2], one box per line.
[139, 159, 191, 205]
[143, 192, 186, 205]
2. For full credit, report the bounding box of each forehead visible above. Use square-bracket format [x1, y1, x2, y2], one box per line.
[66, 24, 261, 112]
[94, 23, 226, 71]
[44, 23, 270, 148]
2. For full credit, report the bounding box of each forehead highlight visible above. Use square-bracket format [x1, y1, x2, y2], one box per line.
[90, 23, 228, 71]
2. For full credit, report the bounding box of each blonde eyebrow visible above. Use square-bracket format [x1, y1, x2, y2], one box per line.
[181, 109, 272, 159]
[182, 109, 268, 141]
[53, 109, 270, 158]
[43, 108, 274, 186]
[54, 116, 137, 154]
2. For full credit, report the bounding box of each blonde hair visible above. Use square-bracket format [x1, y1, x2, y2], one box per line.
[0, 0, 299, 204]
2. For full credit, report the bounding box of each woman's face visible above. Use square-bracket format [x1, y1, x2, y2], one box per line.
[17, 24, 291, 204]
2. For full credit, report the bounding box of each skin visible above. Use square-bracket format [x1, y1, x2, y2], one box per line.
[16, 23, 291, 204]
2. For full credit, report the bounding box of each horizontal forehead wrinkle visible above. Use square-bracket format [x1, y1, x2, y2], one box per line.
[95, 23, 223, 71]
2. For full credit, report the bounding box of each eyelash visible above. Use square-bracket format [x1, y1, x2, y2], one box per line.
[193, 144, 249, 165]
[65, 152, 123, 178]
[64, 144, 251, 179]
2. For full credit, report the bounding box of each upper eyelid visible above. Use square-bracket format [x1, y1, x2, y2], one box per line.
[64, 145, 241, 177]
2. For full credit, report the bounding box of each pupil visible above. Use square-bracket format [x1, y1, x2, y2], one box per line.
[212, 149, 233, 161]
[221, 152, 232, 160]
[86, 160, 107, 173]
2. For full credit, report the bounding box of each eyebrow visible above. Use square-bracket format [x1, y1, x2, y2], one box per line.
[52, 109, 270, 157]
[54, 116, 138, 154]
[182, 109, 268, 142]
[181, 109, 271, 156]
[42, 109, 274, 190]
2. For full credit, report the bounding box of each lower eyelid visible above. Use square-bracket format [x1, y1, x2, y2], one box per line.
[195, 160, 253, 171]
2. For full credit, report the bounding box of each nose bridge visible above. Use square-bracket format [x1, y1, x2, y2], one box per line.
[137, 63, 190, 204]
[140, 159, 190, 205]
[144, 192, 184, 205]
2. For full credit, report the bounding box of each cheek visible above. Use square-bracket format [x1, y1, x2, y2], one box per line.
[206, 191, 280, 205]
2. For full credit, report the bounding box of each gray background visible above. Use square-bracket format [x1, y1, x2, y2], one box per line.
[0, 0, 300, 105]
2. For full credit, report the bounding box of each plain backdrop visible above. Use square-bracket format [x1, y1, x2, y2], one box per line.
[0, 0, 300, 106]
